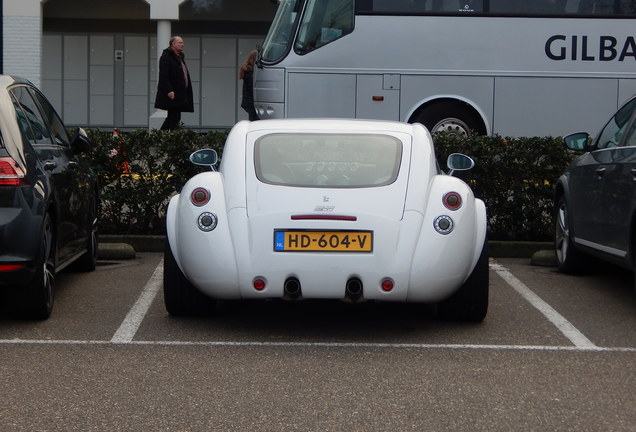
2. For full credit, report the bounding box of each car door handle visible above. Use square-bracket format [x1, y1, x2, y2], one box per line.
[632, 167, 636, 180]
[67, 161, 79, 169]
[43, 161, 56, 171]
[595, 167, 606, 177]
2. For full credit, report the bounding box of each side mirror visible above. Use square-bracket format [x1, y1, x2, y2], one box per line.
[189, 149, 218, 170]
[70, 127, 91, 154]
[562, 132, 591, 152]
[446, 153, 475, 176]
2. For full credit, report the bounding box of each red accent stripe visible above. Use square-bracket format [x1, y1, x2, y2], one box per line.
[291, 214, 357, 221]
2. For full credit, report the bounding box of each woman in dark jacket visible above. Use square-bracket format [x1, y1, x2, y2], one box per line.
[239, 50, 259, 121]
[154, 36, 194, 130]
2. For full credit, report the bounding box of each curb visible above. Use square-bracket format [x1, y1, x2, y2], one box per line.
[97, 242, 136, 260]
[99, 235, 556, 264]
[488, 241, 553, 258]
[100, 235, 164, 254]
[530, 249, 557, 267]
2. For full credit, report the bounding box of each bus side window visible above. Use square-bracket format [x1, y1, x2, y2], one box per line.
[325, 0, 354, 34]
[490, 0, 565, 14]
[371, 0, 431, 13]
[455, 1, 483, 12]
[489, 0, 515, 13]
[578, 0, 636, 14]
[525, 0, 559, 13]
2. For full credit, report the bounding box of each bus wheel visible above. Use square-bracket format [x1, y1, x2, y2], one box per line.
[414, 101, 486, 137]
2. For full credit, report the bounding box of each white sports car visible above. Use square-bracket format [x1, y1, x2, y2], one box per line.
[164, 119, 488, 321]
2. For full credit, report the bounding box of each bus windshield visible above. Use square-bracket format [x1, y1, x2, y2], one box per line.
[261, 0, 303, 64]
[294, 0, 354, 55]
[261, 0, 355, 63]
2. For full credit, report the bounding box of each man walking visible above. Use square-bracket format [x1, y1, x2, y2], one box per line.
[154, 36, 194, 130]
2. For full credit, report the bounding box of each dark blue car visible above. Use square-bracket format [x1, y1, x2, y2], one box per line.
[0, 76, 98, 319]
[555, 95, 636, 288]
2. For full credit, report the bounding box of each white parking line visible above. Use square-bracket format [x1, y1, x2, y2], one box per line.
[110, 259, 164, 343]
[1, 338, 635, 352]
[490, 262, 600, 350]
[2, 259, 628, 352]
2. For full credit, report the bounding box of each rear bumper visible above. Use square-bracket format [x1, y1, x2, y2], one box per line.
[171, 206, 483, 303]
[0, 256, 37, 286]
[0, 193, 43, 287]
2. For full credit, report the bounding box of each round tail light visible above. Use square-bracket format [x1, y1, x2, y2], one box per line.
[191, 187, 210, 206]
[381, 279, 394, 292]
[443, 192, 462, 210]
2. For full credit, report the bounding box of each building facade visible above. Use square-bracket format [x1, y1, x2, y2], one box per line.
[2, 0, 277, 129]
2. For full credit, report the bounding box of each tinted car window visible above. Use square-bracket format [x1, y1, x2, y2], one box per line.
[596, 97, 636, 149]
[9, 86, 53, 147]
[9, 92, 37, 144]
[29, 88, 70, 147]
[623, 118, 636, 148]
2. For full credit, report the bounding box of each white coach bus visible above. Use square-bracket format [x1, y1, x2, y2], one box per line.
[253, 0, 636, 137]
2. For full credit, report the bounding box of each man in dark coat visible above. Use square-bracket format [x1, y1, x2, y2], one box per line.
[154, 36, 194, 130]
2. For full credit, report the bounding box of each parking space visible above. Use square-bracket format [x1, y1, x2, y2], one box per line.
[496, 258, 636, 349]
[2, 253, 634, 352]
[1, 253, 635, 431]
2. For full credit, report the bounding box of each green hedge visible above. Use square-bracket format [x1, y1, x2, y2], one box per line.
[434, 133, 576, 241]
[86, 128, 226, 235]
[85, 129, 576, 240]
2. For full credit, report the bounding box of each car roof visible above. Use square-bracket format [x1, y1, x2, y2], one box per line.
[0, 75, 31, 90]
[240, 118, 424, 135]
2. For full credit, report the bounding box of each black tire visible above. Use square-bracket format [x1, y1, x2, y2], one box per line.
[554, 195, 587, 274]
[73, 213, 98, 272]
[15, 213, 56, 320]
[163, 238, 216, 316]
[438, 237, 489, 322]
[414, 101, 486, 137]
[633, 245, 636, 296]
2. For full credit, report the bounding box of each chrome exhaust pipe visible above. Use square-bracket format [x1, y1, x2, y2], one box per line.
[345, 278, 363, 300]
[283, 277, 301, 299]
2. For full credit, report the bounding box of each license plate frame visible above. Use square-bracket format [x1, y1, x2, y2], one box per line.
[274, 230, 373, 252]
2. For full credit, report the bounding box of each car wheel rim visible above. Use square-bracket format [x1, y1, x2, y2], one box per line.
[42, 217, 55, 309]
[555, 202, 569, 264]
[90, 229, 97, 258]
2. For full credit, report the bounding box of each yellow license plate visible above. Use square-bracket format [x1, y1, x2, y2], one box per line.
[274, 230, 373, 252]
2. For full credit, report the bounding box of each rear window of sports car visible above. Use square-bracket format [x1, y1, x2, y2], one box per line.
[254, 133, 402, 188]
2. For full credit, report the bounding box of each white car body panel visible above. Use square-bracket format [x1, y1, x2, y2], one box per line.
[167, 119, 487, 303]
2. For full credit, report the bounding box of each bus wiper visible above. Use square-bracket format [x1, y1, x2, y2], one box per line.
[256, 45, 263, 68]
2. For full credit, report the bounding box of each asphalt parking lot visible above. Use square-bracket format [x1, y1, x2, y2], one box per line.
[1, 252, 635, 431]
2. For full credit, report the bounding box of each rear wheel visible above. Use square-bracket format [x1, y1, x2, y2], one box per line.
[73, 208, 98, 272]
[163, 238, 216, 316]
[438, 237, 489, 322]
[15, 213, 56, 320]
[555, 195, 587, 274]
[414, 101, 486, 137]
